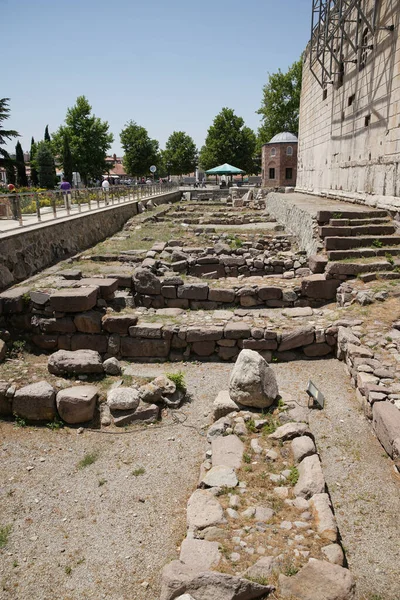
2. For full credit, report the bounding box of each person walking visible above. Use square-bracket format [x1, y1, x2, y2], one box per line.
[102, 178, 110, 205]
[60, 177, 72, 210]
[7, 184, 19, 220]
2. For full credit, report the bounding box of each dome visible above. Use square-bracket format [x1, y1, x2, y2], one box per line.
[268, 132, 298, 143]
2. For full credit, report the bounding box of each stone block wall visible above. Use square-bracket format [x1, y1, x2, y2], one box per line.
[0, 191, 181, 291]
[297, 0, 400, 210]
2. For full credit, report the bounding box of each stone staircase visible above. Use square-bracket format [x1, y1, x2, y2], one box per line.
[315, 209, 400, 280]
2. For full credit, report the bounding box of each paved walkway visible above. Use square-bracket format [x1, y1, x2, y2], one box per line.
[278, 191, 380, 217]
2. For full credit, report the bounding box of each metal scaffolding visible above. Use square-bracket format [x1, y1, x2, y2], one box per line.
[309, 0, 392, 87]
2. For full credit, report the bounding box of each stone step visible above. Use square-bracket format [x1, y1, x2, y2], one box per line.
[319, 224, 396, 238]
[317, 209, 388, 224]
[329, 217, 391, 226]
[327, 247, 400, 260]
[358, 271, 400, 282]
[324, 235, 400, 250]
[325, 261, 393, 276]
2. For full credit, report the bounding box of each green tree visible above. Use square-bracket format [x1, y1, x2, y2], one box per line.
[199, 108, 256, 173]
[53, 96, 113, 185]
[30, 137, 39, 186]
[257, 58, 302, 147]
[62, 133, 73, 184]
[5, 161, 16, 185]
[120, 121, 159, 177]
[163, 131, 197, 176]
[15, 141, 28, 187]
[0, 98, 19, 169]
[44, 125, 51, 142]
[36, 141, 56, 189]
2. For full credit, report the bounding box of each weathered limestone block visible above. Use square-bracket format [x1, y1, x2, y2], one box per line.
[74, 311, 102, 334]
[224, 322, 251, 339]
[257, 286, 282, 300]
[213, 390, 239, 420]
[133, 269, 161, 295]
[303, 342, 332, 357]
[310, 493, 338, 541]
[279, 559, 355, 600]
[201, 465, 238, 488]
[291, 435, 316, 463]
[301, 275, 340, 300]
[269, 422, 311, 441]
[107, 387, 141, 411]
[294, 455, 325, 499]
[13, 381, 56, 421]
[372, 401, 400, 458]
[113, 402, 159, 426]
[177, 284, 209, 300]
[229, 349, 278, 408]
[208, 289, 235, 303]
[79, 278, 118, 298]
[321, 544, 345, 566]
[70, 334, 108, 352]
[48, 349, 104, 375]
[309, 254, 328, 274]
[103, 357, 121, 375]
[129, 323, 163, 338]
[186, 489, 225, 531]
[50, 287, 99, 313]
[278, 326, 315, 352]
[0, 287, 31, 313]
[179, 538, 221, 572]
[186, 327, 224, 342]
[211, 435, 244, 469]
[38, 317, 76, 334]
[192, 341, 216, 356]
[56, 385, 98, 424]
[120, 337, 170, 358]
[102, 315, 138, 334]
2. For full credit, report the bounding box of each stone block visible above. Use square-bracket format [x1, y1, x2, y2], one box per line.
[213, 390, 239, 420]
[301, 275, 340, 300]
[190, 264, 225, 278]
[258, 286, 282, 301]
[133, 269, 161, 295]
[309, 255, 328, 274]
[186, 327, 224, 342]
[279, 559, 355, 600]
[31, 334, 58, 350]
[79, 278, 118, 298]
[177, 284, 209, 300]
[129, 323, 163, 338]
[166, 298, 189, 309]
[48, 349, 104, 375]
[161, 286, 177, 299]
[0, 287, 31, 314]
[179, 538, 221, 572]
[191, 341, 216, 356]
[303, 343, 332, 357]
[120, 337, 170, 358]
[240, 339, 278, 350]
[279, 326, 315, 352]
[211, 434, 244, 469]
[50, 287, 99, 313]
[13, 381, 56, 421]
[372, 401, 400, 458]
[218, 346, 239, 361]
[309, 493, 338, 542]
[208, 288, 235, 303]
[0, 381, 12, 415]
[71, 334, 108, 353]
[187, 489, 225, 531]
[56, 385, 98, 424]
[39, 317, 76, 334]
[224, 322, 251, 339]
[294, 454, 325, 499]
[74, 311, 102, 334]
[102, 315, 138, 334]
[113, 402, 160, 426]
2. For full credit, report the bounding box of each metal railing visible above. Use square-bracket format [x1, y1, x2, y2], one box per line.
[0, 184, 178, 230]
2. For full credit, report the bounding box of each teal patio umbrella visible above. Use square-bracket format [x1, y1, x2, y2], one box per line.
[205, 163, 245, 185]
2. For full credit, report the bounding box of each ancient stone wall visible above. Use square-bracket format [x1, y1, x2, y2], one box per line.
[0, 191, 181, 291]
[297, 0, 400, 210]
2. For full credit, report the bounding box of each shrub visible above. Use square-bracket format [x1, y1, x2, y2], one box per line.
[165, 371, 186, 392]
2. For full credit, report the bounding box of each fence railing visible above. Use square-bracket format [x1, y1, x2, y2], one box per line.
[0, 184, 178, 229]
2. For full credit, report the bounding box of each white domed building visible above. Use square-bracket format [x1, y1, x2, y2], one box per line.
[261, 132, 298, 188]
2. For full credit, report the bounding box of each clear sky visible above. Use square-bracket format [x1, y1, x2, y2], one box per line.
[2, 0, 311, 156]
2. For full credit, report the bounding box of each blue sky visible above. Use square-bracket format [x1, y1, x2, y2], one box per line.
[2, 0, 310, 155]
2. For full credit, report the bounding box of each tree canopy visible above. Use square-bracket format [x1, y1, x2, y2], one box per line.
[30, 137, 39, 186]
[163, 131, 197, 175]
[257, 58, 302, 147]
[62, 133, 73, 184]
[53, 96, 113, 184]
[120, 121, 159, 177]
[199, 108, 256, 174]
[0, 98, 19, 167]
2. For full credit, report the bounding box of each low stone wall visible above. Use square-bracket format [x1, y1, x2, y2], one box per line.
[0, 191, 182, 291]
[266, 192, 320, 256]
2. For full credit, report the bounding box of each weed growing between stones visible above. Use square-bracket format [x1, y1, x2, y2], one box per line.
[77, 451, 98, 469]
[0, 524, 12, 548]
[132, 467, 146, 477]
[165, 371, 186, 392]
[13, 414, 26, 428]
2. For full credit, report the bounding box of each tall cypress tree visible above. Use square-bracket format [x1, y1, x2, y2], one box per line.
[37, 141, 56, 189]
[62, 134, 73, 184]
[44, 125, 51, 142]
[5, 160, 16, 185]
[15, 141, 28, 187]
[30, 137, 39, 186]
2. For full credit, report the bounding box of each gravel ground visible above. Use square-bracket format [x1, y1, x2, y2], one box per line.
[1, 359, 399, 600]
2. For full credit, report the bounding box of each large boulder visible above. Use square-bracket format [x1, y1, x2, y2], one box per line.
[13, 381, 56, 421]
[279, 558, 355, 600]
[228, 349, 278, 408]
[48, 350, 104, 376]
[107, 387, 141, 411]
[56, 385, 98, 424]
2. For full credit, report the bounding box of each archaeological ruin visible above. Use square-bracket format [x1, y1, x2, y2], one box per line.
[1, 3, 400, 600]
